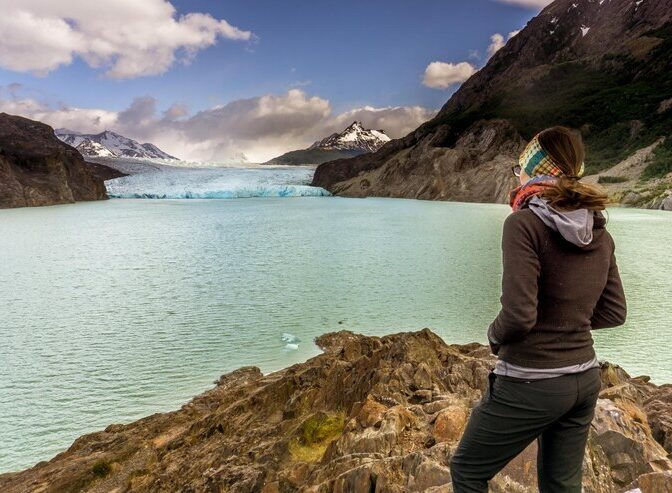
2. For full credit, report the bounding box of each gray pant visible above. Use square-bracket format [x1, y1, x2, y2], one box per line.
[450, 367, 601, 493]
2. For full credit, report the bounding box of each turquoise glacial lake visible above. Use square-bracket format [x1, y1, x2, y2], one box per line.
[1, 197, 670, 472]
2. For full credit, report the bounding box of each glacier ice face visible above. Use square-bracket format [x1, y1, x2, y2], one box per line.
[104, 164, 331, 199]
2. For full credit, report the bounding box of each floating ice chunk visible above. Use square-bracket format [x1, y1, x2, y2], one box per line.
[281, 333, 301, 344]
[284, 343, 300, 351]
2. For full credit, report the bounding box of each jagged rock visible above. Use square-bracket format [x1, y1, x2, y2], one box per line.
[424, 397, 461, 415]
[406, 456, 452, 491]
[433, 405, 468, 443]
[622, 191, 643, 205]
[659, 98, 672, 114]
[661, 194, 672, 211]
[354, 397, 387, 428]
[645, 385, 672, 454]
[590, 399, 671, 487]
[0, 113, 108, 209]
[627, 471, 672, 492]
[1, 329, 671, 492]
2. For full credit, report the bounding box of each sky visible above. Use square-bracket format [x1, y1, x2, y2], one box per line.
[0, 0, 551, 162]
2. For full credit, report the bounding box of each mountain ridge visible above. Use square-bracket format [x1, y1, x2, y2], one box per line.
[312, 0, 672, 209]
[55, 129, 178, 160]
[264, 121, 390, 166]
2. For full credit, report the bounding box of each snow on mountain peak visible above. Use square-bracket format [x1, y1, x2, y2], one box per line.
[55, 129, 177, 160]
[309, 121, 391, 153]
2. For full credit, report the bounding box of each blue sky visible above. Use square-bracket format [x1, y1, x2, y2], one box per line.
[0, 0, 545, 161]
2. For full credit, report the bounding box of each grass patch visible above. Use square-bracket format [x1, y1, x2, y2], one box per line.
[642, 139, 672, 179]
[288, 412, 345, 462]
[92, 460, 112, 478]
[598, 175, 630, 184]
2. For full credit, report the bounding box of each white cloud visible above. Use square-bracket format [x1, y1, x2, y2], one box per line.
[487, 30, 521, 58]
[422, 61, 477, 90]
[487, 34, 506, 58]
[468, 49, 482, 61]
[0, 87, 437, 162]
[492, 0, 553, 7]
[0, 0, 253, 78]
[0, 93, 118, 131]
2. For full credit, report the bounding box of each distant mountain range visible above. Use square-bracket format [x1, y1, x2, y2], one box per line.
[313, 0, 672, 210]
[55, 129, 178, 160]
[264, 122, 390, 165]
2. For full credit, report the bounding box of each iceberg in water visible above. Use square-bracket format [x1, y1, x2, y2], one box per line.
[104, 164, 331, 199]
[280, 333, 301, 344]
[281, 333, 301, 351]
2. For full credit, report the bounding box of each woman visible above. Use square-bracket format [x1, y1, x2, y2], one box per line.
[449, 126, 627, 493]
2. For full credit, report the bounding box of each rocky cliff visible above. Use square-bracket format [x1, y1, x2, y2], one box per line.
[313, 0, 672, 208]
[2, 329, 670, 492]
[0, 113, 108, 208]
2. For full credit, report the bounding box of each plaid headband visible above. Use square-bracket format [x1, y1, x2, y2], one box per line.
[519, 134, 585, 178]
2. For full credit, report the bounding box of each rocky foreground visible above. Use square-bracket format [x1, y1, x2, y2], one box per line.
[0, 113, 107, 209]
[1, 330, 671, 492]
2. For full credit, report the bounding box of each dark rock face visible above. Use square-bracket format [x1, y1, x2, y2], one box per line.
[83, 160, 128, 182]
[313, 0, 672, 203]
[0, 113, 107, 208]
[1, 329, 670, 492]
[314, 119, 523, 202]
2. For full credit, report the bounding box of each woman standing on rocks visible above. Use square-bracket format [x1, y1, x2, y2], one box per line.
[450, 127, 627, 493]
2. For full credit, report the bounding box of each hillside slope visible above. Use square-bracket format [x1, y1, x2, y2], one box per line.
[313, 0, 672, 208]
[0, 113, 107, 209]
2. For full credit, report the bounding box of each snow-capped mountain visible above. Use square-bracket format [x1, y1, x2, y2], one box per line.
[309, 121, 390, 153]
[264, 122, 390, 165]
[55, 129, 178, 160]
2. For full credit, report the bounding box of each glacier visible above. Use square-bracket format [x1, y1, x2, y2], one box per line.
[104, 163, 331, 199]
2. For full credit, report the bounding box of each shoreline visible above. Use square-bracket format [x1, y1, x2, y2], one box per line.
[1, 329, 671, 492]
[2, 322, 671, 476]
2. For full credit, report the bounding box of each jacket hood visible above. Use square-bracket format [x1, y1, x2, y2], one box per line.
[528, 196, 605, 248]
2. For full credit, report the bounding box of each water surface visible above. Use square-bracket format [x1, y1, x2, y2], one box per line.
[0, 198, 670, 472]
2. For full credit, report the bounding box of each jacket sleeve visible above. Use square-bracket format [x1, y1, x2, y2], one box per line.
[488, 213, 541, 346]
[590, 238, 627, 330]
